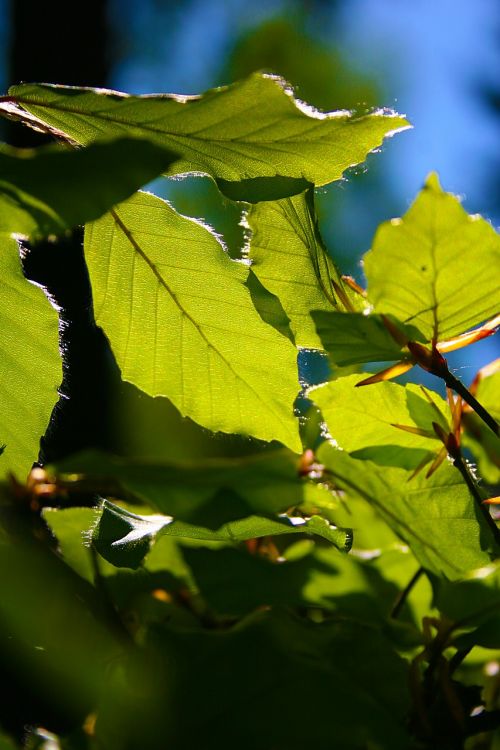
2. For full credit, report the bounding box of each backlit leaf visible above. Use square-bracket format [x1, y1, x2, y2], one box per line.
[310, 374, 448, 469]
[0, 236, 60, 479]
[85, 191, 301, 450]
[8, 73, 410, 200]
[245, 189, 365, 347]
[364, 173, 500, 341]
[312, 310, 421, 365]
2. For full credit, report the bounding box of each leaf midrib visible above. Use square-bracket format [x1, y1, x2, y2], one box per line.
[110, 207, 297, 433]
[16, 95, 357, 148]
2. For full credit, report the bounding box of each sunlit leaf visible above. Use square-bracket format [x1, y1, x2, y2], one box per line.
[85, 191, 301, 450]
[309, 374, 448, 469]
[245, 189, 365, 347]
[8, 73, 410, 200]
[0, 139, 176, 239]
[364, 173, 500, 341]
[0, 236, 60, 479]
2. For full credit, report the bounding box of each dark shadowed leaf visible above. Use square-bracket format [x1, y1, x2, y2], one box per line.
[0, 139, 176, 238]
[93, 500, 351, 569]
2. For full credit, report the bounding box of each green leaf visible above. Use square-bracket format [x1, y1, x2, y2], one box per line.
[312, 310, 421, 365]
[317, 443, 498, 579]
[8, 73, 410, 200]
[53, 448, 320, 524]
[96, 609, 411, 749]
[244, 268, 294, 342]
[364, 173, 500, 341]
[433, 562, 500, 649]
[310, 374, 448, 469]
[85, 191, 301, 450]
[93, 500, 351, 569]
[0, 139, 176, 239]
[0, 235, 60, 479]
[185, 543, 427, 629]
[245, 189, 365, 347]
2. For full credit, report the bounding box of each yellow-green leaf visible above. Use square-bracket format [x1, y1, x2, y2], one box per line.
[7, 74, 410, 200]
[245, 189, 365, 347]
[365, 173, 500, 341]
[0, 236, 60, 479]
[86, 192, 301, 450]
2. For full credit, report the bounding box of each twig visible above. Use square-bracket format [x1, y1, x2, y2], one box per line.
[390, 566, 425, 619]
[444, 370, 499, 437]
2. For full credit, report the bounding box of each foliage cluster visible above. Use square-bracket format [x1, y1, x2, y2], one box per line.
[0, 73, 499, 749]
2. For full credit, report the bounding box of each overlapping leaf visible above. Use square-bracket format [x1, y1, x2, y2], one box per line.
[245, 189, 365, 347]
[93, 500, 351, 568]
[0, 138, 176, 238]
[52, 448, 329, 525]
[310, 374, 448, 469]
[312, 310, 421, 366]
[85, 191, 301, 450]
[7, 73, 410, 201]
[365, 173, 500, 342]
[317, 443, 498, 579]
[185, 543, 426, 629]
[0, 236, 60, 479]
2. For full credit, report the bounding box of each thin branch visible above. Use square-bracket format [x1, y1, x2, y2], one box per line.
[444, 370, 498, 437]
[390, 567, 425, 619]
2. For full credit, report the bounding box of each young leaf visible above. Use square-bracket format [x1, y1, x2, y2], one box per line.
[317, 443, 498, 579]
[310, 374, 448, 469]
[0, 139, 176, 239]
[85, 191, 301, 450]
[93, 500, 351, 569]
[0, 236, 61, 479]
[245, 189, 365, 348]
[364, 173, 500, 341]
[7, 74, 410, 200]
